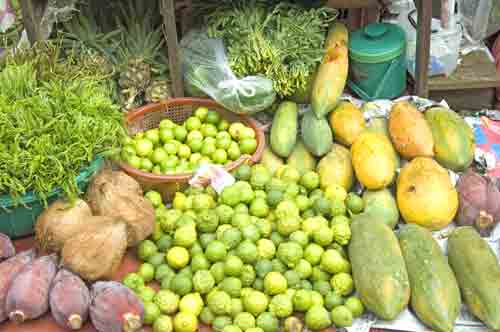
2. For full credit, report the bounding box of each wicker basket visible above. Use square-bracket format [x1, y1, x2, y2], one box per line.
[119, 98, 266, 201]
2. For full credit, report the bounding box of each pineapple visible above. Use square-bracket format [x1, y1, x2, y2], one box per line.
[145, 79, 171, 103]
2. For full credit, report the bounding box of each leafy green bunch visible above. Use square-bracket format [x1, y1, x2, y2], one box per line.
[0, 62, 125, 206]
[206, 1, 337, 97]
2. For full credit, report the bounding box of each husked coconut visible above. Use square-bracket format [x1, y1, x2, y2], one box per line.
[35, 199, 94, 253]
[86, 169, 154, 247]
[61, 217, 127, 281]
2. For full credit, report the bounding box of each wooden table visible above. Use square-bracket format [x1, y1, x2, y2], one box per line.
[0, 238, 393, 332]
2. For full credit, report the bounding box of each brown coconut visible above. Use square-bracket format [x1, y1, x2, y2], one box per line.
[35, 199, 94, 253]
[456, 169, 500, 236]
[61, 217, 127, 281]
[86, 169, 155, 247]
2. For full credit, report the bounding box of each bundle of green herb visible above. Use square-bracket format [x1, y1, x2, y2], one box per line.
[206, 1, 337, 97]
[0, 62, 125, 206]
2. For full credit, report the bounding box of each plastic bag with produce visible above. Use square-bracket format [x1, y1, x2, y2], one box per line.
[179, 29, 276, 114]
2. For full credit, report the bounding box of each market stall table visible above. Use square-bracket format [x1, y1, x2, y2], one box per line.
[0, 238, 395, 332]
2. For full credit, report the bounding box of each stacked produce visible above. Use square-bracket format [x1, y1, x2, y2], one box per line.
[119, 107, 259, 175]
[122, 163, 366, 332]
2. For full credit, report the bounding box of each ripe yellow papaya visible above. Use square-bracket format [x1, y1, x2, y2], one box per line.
[329, 101, 365, 147]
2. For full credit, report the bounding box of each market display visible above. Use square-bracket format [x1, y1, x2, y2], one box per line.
[119, 108, 259, 175]
[2, 1, 500, 332]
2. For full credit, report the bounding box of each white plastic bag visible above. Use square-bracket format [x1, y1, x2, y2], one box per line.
[179, 29, 276, 115]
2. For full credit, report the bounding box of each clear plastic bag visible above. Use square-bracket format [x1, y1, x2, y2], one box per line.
[459, 0, 495, 58]
[179, 29, 276, 115]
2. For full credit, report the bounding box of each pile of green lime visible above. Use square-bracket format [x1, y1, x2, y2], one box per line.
[123, 164, 365, 332]
[120, 106, 258, 175]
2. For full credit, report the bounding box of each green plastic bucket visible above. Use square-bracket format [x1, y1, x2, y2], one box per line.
[0, 156, 104, 239]
[348, 23, 407, 101]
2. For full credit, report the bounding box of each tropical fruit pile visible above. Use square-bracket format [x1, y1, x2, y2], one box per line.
[119, 107, 258, 175]
[122, 164, 366, 332]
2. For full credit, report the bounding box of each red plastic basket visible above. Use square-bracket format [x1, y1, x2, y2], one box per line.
[118, 98, 266, 201]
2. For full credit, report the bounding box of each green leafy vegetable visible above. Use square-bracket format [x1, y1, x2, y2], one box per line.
[0, 61, 125, 206]
[205, 2, 337, 97]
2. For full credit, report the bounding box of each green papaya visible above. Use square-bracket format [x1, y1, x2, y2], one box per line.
[287, 140, 317, 175]
[317, 144, 353, 191]
[361, 189, 399, 229]
[348, 216, 410, 320]
[424, 107, 475, 172]
[365, 117, 401, 170]
[448, 226, 500, 330]
[261, 146, 284, 176]
[270, 101, 298, 158]
[301, 111, 333, 157]
[399, 224, 461, 332]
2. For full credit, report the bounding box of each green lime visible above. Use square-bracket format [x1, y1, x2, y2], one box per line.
[208, 290, 232, 315]
[157, 234, 173, 252]
[233, 206, 249, 218]
[212, 149, 228, 164]
[221, 277, 242, 298]
[294, 259, 312, 279]
[122, 273, 144, 291]
[241, 265, 256, 287]
[178, 144, 191, 159]
[239, 127, 255, 140]
[301, 209, 315, 219]
[223, 325, 242, 332]
[314, 197, 332, 216]
[320, 249, 349, 275]
[153, 289, 179, 315]
[345, 192, 364, 213]
[205, 241, 227, 262]
[284, 270, 301, 289]
[173, 312, 198, 332]
[164, 141, 179, 155]
[313, 226, 334, 246]
[227, 144, 241, 160]
[300, 171, 320, 191]
[218, 119, 230, 131]
[213, 316, 233, 332]
[161, 275, 174, 290]
[199, 233, 216, 249]
[293, 289, 313, 312]
[127, 155, 141, 169]
[256, 239, 276, 260]
[155, 264, 174, 282]
[193, 269, 215, 294]
[201, 123, 218, 137]
[331, 198, 347, 217]
[190, 254, 210, 272]
[344, 296, 364, 317]
[221, 228, 243, 250]
[236, 241, 258, 264]
[206, 110, 221, 125]
[243, 291, 269, 316]
[311, 267, 330, 282]
[255, 260, 273, 279]
[224, 255, 244, 277]
[228, 122, 246, 140]
[276, 242, 303, 268]
[269, 294, 293, 318]
[138, 263, 156, 283]
[179, 293, 204, 316]
[231, 298, 244, 317]
[325, 291, 344, 311]
[305, 305, 331, 330]
[174, 126, 188, 142]
[201, 143, 216, 157]
[190, 242, 204, 256]
[239, 139, 257, 154]
[249, 198, 269, 218]
[276, 216, 301, 237]
[148, 252, 166, 267]
[200, 307, 215, 325]
[140, 158, 154, 172]
[289, 231, 309, 248]
[313, 280, 332, 296]
[301, 280, 313, 291]
[331, 305, 354, 327]
[138, 286, 156, 303]
[167, 246, 190, 269]
[234, 312, 255, 331]
[160, 119, 176, 130]
[185, 117, 202, 131]
[295, 195, 311, 212]
[256, 312, 279, 332]
[304, 243, 324, 266]
[153, 315, 173, 332]
[194, 107, 208, 121]
[169, 274, 193, 296]
[145, 190, 163, 208]
[271, 258, 287, 274]
[138, 240, 158, 261]
[136, 138, 154, 157]
[330, 272, 354, 296]
[241, 224, 261, 242]
[188, 139, 203, 153]
[210, 262, 225, 284]
[121, 144, 136, 162]
[253, 278, 264, 292]
[197, 209, 219, 233]
[144, 301, 161, 325]
[263, 272, 287, 295]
